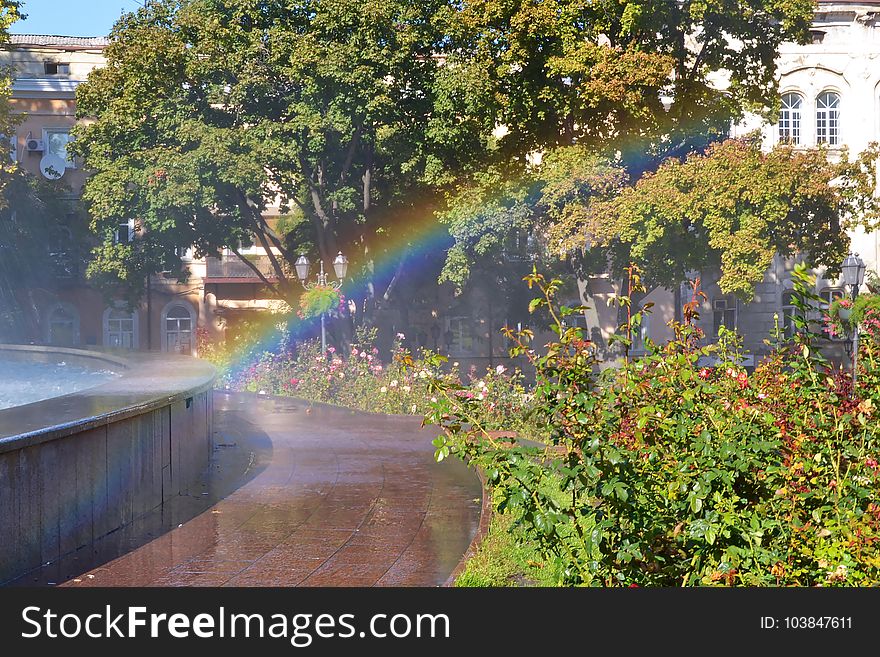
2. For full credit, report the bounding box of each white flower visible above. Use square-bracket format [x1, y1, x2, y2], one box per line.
[402, 385, 411, 393]
[390, 380, 398, 387]
[360, 351, 367, 358]
[496, 364, 506, 374]
[397, 332, 406, 340]
[380, 386, 388, 393]
[476, 392, 484, 400]
[453, 362, 459, 367]
[431, 397, 437, 403]
[410, 404, 417, 413]
[418, 371, 428, 379]
[338, 372, 345, 378]
[258, 390, 266, 395]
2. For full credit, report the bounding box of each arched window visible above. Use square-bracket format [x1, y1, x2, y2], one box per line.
[161, 302, 195, 355]
[779, 93, 803, 145]
[103, 306, 138, 349]
[46, 302, 79, 346]
[816, 91, 840, 146]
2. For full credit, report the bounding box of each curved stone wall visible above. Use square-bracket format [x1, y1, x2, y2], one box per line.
[0, 345, 215, 585]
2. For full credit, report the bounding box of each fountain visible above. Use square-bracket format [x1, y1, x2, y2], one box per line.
[0, 344, 215, 585]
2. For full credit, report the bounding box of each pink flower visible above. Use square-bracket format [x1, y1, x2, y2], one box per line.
[327, 346, 335, 353]
[698, 368, 711, 380]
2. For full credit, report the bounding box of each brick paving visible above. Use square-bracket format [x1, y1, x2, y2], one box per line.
[17, 392, 481, 587]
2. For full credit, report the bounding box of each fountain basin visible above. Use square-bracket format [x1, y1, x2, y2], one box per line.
[0, 345, 215, 585]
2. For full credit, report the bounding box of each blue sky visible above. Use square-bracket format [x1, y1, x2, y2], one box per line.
[10, 0, 142, 37]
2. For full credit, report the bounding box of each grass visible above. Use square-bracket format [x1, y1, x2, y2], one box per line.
[454, 506, 564, 587]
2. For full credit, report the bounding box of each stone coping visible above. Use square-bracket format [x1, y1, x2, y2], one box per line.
[0, 345, 215, 453]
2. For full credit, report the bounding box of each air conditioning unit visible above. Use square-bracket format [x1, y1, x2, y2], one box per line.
[26, 138, 45, 152]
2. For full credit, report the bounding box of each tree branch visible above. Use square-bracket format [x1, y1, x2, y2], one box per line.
[230, 245, 282, 298]
[382, 253, 408, 302]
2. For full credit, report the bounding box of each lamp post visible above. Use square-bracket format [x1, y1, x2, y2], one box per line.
[841, 252, 866, 389]
[295, 251, 348, 354]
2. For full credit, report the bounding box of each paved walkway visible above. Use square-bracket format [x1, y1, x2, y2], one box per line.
[21, 392, 482, 587]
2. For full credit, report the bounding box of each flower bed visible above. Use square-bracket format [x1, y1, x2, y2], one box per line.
[200, 326, 540, 435]
[428, 266, 880, 586]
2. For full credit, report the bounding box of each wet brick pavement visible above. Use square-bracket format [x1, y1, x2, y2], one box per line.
[10, 392, 482, 587]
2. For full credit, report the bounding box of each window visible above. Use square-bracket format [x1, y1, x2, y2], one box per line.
[820, 287, 846, 340]
[446, 316, 474, 355]
[779, 93, 803, 145]
[782, 290, 798, 339]
[48, 226, 77, 279]
[43, 129, 75, 168]
[43, 61, 70, 75]
[114, 219, 135, 244]
[104, 306, 138, 349]
[713, 297, 737, 336]
[631, 311, 650, 353]
[162, 303, 195, 355]
[47, 303, 79, 346]
[816, 92, 840, 146]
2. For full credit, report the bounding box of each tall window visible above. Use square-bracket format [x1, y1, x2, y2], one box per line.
[779, 93, 803, 145]
[47, 303, 79, 346]
[104, 307, 137, 349]
[163, 303, 194, 355]
[820, 287, 846, 340]
[114, 219, 135, 244]
[782, 290, 798, 339]
[631, 310, 650, 353]
[816, 92, 840, 146]
[713, 297, 737, 336]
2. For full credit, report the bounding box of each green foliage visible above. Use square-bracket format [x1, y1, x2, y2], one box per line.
[297, 285, 340, 319]
[440, 0, 813, 160]
[73, 0, 489, 304]
[199, 328, 539, 433]
[828, 294, 880, 339]
[568, 138, 880, 300]
[428, 266, 880, 586]
[454, 503, 564, 587]
[438, 147, 625, 287]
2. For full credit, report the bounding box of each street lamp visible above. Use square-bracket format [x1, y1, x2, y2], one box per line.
[295, 251, 347, 354]
[841, 252, 866, 388]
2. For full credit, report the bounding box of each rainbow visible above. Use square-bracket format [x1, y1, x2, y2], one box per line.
[214, 196, 461, 381]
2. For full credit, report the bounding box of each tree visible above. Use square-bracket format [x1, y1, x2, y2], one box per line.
[0, 1, 72, 341]
[438, 146, 626, 288]
[439, 0, 814, 165]
[73, 0, 489, 311]
[436, 0, 818, 287]
[549, 138, 880, 300]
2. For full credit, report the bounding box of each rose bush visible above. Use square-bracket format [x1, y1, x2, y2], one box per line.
[200, 325, 539, 430]
[427, 265, 880, 586]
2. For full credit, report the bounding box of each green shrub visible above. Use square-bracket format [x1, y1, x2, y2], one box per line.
[427, 265, 880, 586]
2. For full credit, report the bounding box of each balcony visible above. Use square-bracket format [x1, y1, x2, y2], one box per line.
[205, 255, 285, 283]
